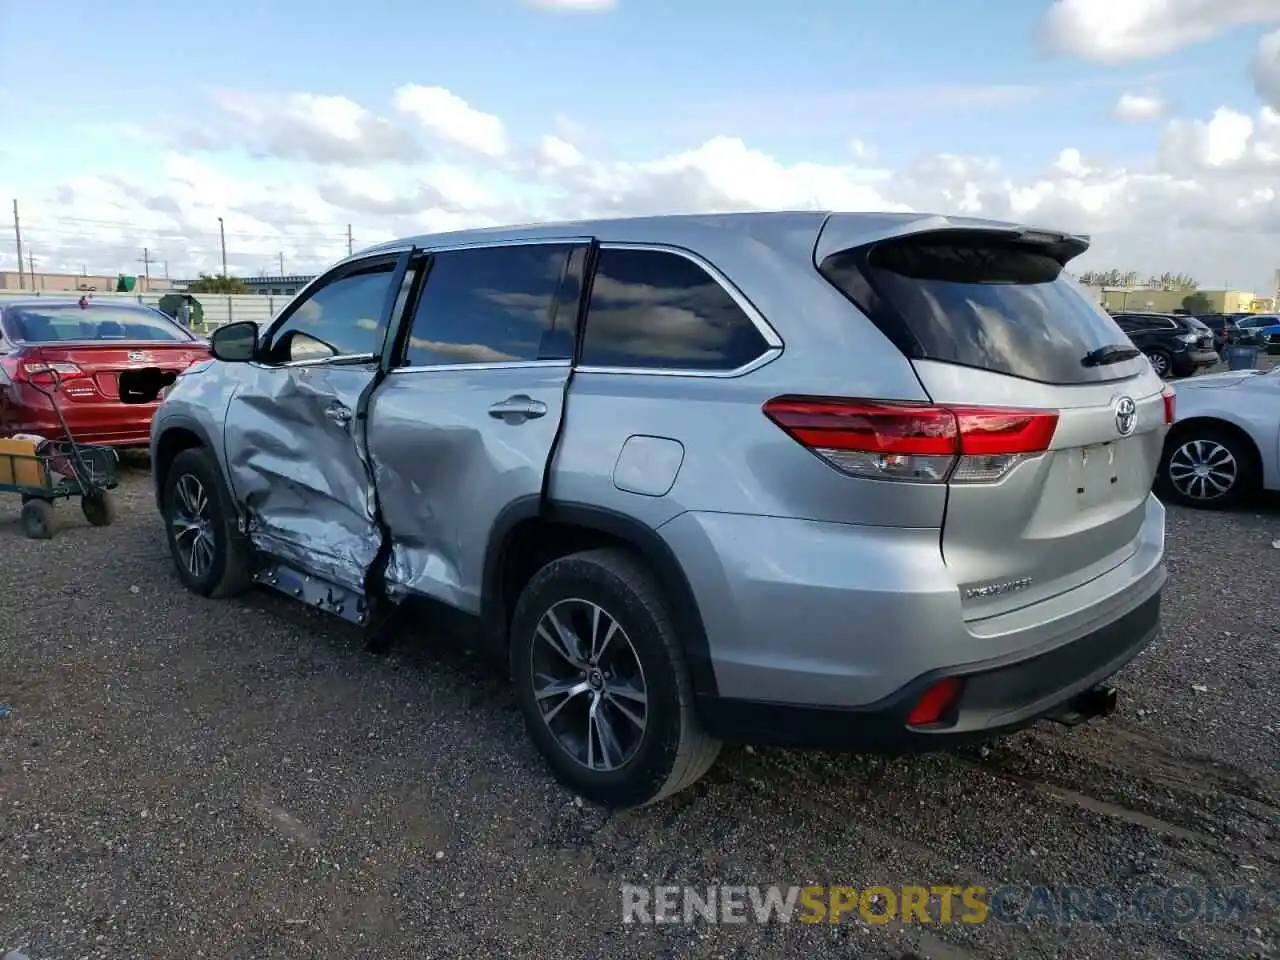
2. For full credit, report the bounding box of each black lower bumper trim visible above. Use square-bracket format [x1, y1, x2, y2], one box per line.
[696, 590, 1160, 753]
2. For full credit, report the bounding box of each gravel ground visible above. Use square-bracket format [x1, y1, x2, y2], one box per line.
[0, 462, 1276, 960]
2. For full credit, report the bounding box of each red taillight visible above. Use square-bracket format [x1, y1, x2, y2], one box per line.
[906, 678, 963, 727]
[1161, 385, 1175, 425]
[762, 397, 1059, 484]
[0, 355, 86, 387]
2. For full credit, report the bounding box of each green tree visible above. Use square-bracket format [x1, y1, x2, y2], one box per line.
[185, 273, 249, 294]
[1079, 269, 1141, 287]
[1150, 272, 1198, 291]
[1181, 292, 1212, 314]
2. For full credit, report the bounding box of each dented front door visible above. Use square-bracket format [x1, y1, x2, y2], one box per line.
[222, 251, 413, 591]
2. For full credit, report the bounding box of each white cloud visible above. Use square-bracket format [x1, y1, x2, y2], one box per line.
[1253, 29, 1280, 108]
[1160, 106, 1280, 170]
[1114, 92, 1169, 122]
[197, 91, 422, 164]
[7, 84, 1280, 293]
[1039, 0, 1280, 62]
[393, 85, 509, 158]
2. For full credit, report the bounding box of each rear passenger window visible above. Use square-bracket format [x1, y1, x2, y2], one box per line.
[580, 248, 770, 371]
[402, 244, 573, 367]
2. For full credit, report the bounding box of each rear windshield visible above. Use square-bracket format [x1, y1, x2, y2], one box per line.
[2, 305, 193, 343]
[820, 233, 1137, 384]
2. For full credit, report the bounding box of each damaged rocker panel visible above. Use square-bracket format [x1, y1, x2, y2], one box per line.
[252, 560, 372, 626]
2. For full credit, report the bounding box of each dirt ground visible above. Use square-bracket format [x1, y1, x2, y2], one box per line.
[0, 465, 1276, 960]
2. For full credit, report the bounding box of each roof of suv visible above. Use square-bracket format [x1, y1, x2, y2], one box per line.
[357, 210, 1091, 259]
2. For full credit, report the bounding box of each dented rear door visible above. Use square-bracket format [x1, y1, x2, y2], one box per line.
[366, 240, 589, 613]
[223, 250, 415, 591]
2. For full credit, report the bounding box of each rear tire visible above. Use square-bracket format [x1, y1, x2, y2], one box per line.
[1157, 426, 1257, 509]
[1144, 349, 1172, 378]
[162, 447, 253, 598]
[21, 499, 55, 540]
[509, 547, 721, 808]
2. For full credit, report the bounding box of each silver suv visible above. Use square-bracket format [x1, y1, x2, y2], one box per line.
[149, 212, 1171, 807]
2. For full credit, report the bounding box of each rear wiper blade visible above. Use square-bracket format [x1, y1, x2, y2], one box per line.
[1081, 344, 1141, 367]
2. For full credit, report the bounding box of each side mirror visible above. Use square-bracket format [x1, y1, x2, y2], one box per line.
[210, 321, 259, 363]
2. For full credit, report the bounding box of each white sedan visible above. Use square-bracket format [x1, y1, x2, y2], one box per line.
[1157, 367, 1280, 508]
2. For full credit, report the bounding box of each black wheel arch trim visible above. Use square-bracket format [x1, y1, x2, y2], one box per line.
[482, 498, 719, 697]
[152, 415, 217, 511]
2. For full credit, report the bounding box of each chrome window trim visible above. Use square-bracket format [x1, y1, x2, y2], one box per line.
[389, 359, 571, 376]
[574, 348, 782, 379]
[580, 241, 784, 378]
[250, 352, 379, 371]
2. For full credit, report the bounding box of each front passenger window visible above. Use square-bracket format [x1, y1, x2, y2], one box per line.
[263, 264, 397, 363]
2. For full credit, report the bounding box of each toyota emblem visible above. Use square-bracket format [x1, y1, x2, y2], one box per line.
[1114, 396, 1137, 437]
[128, 351, 147, 362]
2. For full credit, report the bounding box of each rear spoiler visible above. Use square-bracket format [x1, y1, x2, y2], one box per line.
[814, 213, 1091, 268]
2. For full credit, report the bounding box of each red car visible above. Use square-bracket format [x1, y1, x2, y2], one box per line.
[0, 298, 211, 447]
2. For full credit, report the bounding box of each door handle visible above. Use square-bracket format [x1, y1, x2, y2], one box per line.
[325, 402, 353, 426]
[488, 395, 547, 420]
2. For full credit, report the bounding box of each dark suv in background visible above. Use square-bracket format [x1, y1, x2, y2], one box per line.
[1111, 312, 1218, 378]
[1191, 314, 1242, 353]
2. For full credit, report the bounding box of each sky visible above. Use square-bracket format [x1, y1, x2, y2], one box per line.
[1, 0, 1278, 292]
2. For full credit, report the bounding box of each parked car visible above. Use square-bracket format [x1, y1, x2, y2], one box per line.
[1193, 314, 1243, 353]
[0, 299, 210, 446]
[1254, 318, 1280, 354]
[1233, 314, 1276, 346]
[1110, 312, 1219, 378]
[150, 212, 1171, 807]
[1156, 366, 1280, 508]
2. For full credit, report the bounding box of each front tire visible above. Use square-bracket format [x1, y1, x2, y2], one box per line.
[1158, 426, 1257, 509]
[509, 547, 721, 808]
[162, 447, 252, 597]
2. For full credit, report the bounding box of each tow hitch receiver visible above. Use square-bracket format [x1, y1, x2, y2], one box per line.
[1046, 685, 1118, 727]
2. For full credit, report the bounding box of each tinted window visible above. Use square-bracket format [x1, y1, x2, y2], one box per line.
[402, 244, 572, 367]
[580, 248, 770, 370]
[3, 305, 193, 343]
[265, 263, 396, 362]
[1111, 314, 1173, 332]
[821, 234, 1136, 384]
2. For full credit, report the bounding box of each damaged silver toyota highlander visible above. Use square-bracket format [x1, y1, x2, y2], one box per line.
[147, 212, 1172, 808]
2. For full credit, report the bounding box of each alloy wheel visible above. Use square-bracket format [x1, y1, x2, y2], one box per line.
[1146, 352, 1169, 377]
[171, 473, 216, 579]
[1168, 439, 1238, 502]
[529, 598, 648, 772]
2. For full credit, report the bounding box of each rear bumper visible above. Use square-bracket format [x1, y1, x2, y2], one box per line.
[1, 393, 157, 447]
[697, 590, 1160, 752]
[1172, 348, 1219, 374]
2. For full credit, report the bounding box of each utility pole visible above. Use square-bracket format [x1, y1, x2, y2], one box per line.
[27, 251, 36, 287]
[217, 216, 228, 279]
[139, 247, 152, 291]
[12, 199, 25, 290]
[346, 224, 353, 256]
[278, 251, 284, 275]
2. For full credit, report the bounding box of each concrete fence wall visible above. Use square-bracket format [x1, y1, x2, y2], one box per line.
[0, 290, 290, 330]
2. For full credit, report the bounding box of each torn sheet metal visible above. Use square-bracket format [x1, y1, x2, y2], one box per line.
[223, 362, 382, 592]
